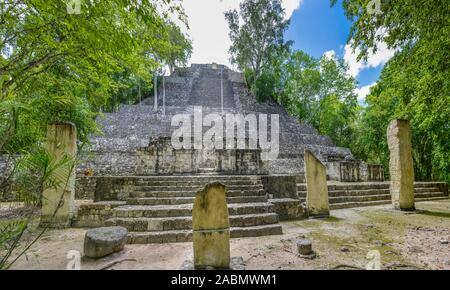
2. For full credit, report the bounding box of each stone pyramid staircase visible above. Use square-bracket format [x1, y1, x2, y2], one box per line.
[188, 68, 235, 108]
[104, 175, 283, 244]
[80, 64, 357, 177]
[297, 182, 449, 209]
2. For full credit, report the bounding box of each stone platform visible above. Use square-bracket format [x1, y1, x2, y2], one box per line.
[74, 175, 285, 244]
[73, 174, 448, 244]
[298, 181, 448, 209]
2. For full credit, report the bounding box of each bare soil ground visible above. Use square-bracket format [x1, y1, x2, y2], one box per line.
[2, 200, 449, 270]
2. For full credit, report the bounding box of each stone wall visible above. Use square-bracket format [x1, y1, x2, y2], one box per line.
[261, 175, 298, 199]
[339, 161, 361, 182]
[269, 199, 306, 221]
[135, 137, 267, 175]
[365, 164, 385, 182]
[77, 151, 137, 176]
[73, 201, 125, 228]
[327, 161, 385, 182]
[76, 176, 135, 201]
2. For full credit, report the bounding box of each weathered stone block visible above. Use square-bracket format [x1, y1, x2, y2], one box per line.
[387, 119, 415, 211]
[193, 230, 231, 268]
[192, 182, 230, 269]
[40, 122, 77, 228]
[304, 150, 329, 217]
[261, 175, 298, 199]
[192, 183, 229, 231]
[84, 226, 128, 258]
[268, 198, 306, 221]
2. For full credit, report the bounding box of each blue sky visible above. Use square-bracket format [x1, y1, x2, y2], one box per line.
[181, 0, 395, 102]
[286, 0, 351, 60]
[285, 0, 385, 92]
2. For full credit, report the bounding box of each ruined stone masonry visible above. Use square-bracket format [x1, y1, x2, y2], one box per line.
[305, 150, 330, 217]
[387, 119, 415, 211]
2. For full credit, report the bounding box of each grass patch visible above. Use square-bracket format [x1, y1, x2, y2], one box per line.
[415, 210, 450, 219]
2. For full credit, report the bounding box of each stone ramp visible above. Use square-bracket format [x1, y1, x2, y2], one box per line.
[297, 181, 449, 210]
[94, 175, 283, 244]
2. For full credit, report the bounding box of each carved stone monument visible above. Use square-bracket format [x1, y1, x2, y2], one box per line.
[40, 122, 77, 228]
[305, 149, 330, 217]
[387, 119, 415, 211]
[192, 182, 230, 269]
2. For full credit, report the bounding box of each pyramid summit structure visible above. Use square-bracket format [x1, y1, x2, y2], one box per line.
[78, 63, 365, 180]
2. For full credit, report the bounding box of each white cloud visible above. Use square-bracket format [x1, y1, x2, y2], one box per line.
[174, 0, 303, 68]
[283, 0, 303, 19]
[355, 82, 376, 102]
[323, 50, 336, 60]
[344, 39, 396, 78]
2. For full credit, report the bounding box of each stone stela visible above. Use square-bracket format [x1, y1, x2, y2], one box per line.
[304, 149, 330, 217]
[192, 182, 231, 269]
[40, 122, 77, 228]
[387, 119, 415, 211]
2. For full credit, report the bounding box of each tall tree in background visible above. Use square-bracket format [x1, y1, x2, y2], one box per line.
[0, 0, 192, 151]
[165, 23, 193, 74]
[333, 0, 450, 181]
[225, 0, 291, 100]
[283, 51, 359, 149]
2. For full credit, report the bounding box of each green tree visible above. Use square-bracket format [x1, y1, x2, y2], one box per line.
[283, 51, 359, 148]
[225, 0, 291, 101]
[165, 23, 193, 74]
[0, 0, 191, 151]
[333, 0, 450, 181]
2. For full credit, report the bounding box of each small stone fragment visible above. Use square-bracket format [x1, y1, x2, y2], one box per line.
[409, 246, 422, 253]
[373, 240, 385, 247]
[340, 247, 350, 252]
[296, 239, 316, 259]
[230, 256, 246, 270]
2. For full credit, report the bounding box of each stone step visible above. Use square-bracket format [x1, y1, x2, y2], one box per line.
[298, 191, 447, 208]
[329, 189, 390, 197]
[113, 202, 275, 218]
[135, 180, 262, 187]
[106, 213, 279, 232]
[298, 189, 391, 197]
[299, 189, 445, 198]
[297, 182, 446, 192]
[330, 195, 449, 210]
[134, 184, 263, 192]
[414, 182, 447, 188]
[126, 195, 267, 205]
[127, 197, 195, 206]
[330, 200, 389, 210]
[415, 196, 449, 202]
[328, 184, 389, 191]
[415, 192, 447, 199]
[135, 176, 261, 183]
[329, 194, 391, 204]
[227, 196, 268, 203]
[127, 224, 283, 244]
[130, 189, 265, 198]
[414, 187, 440, 193]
